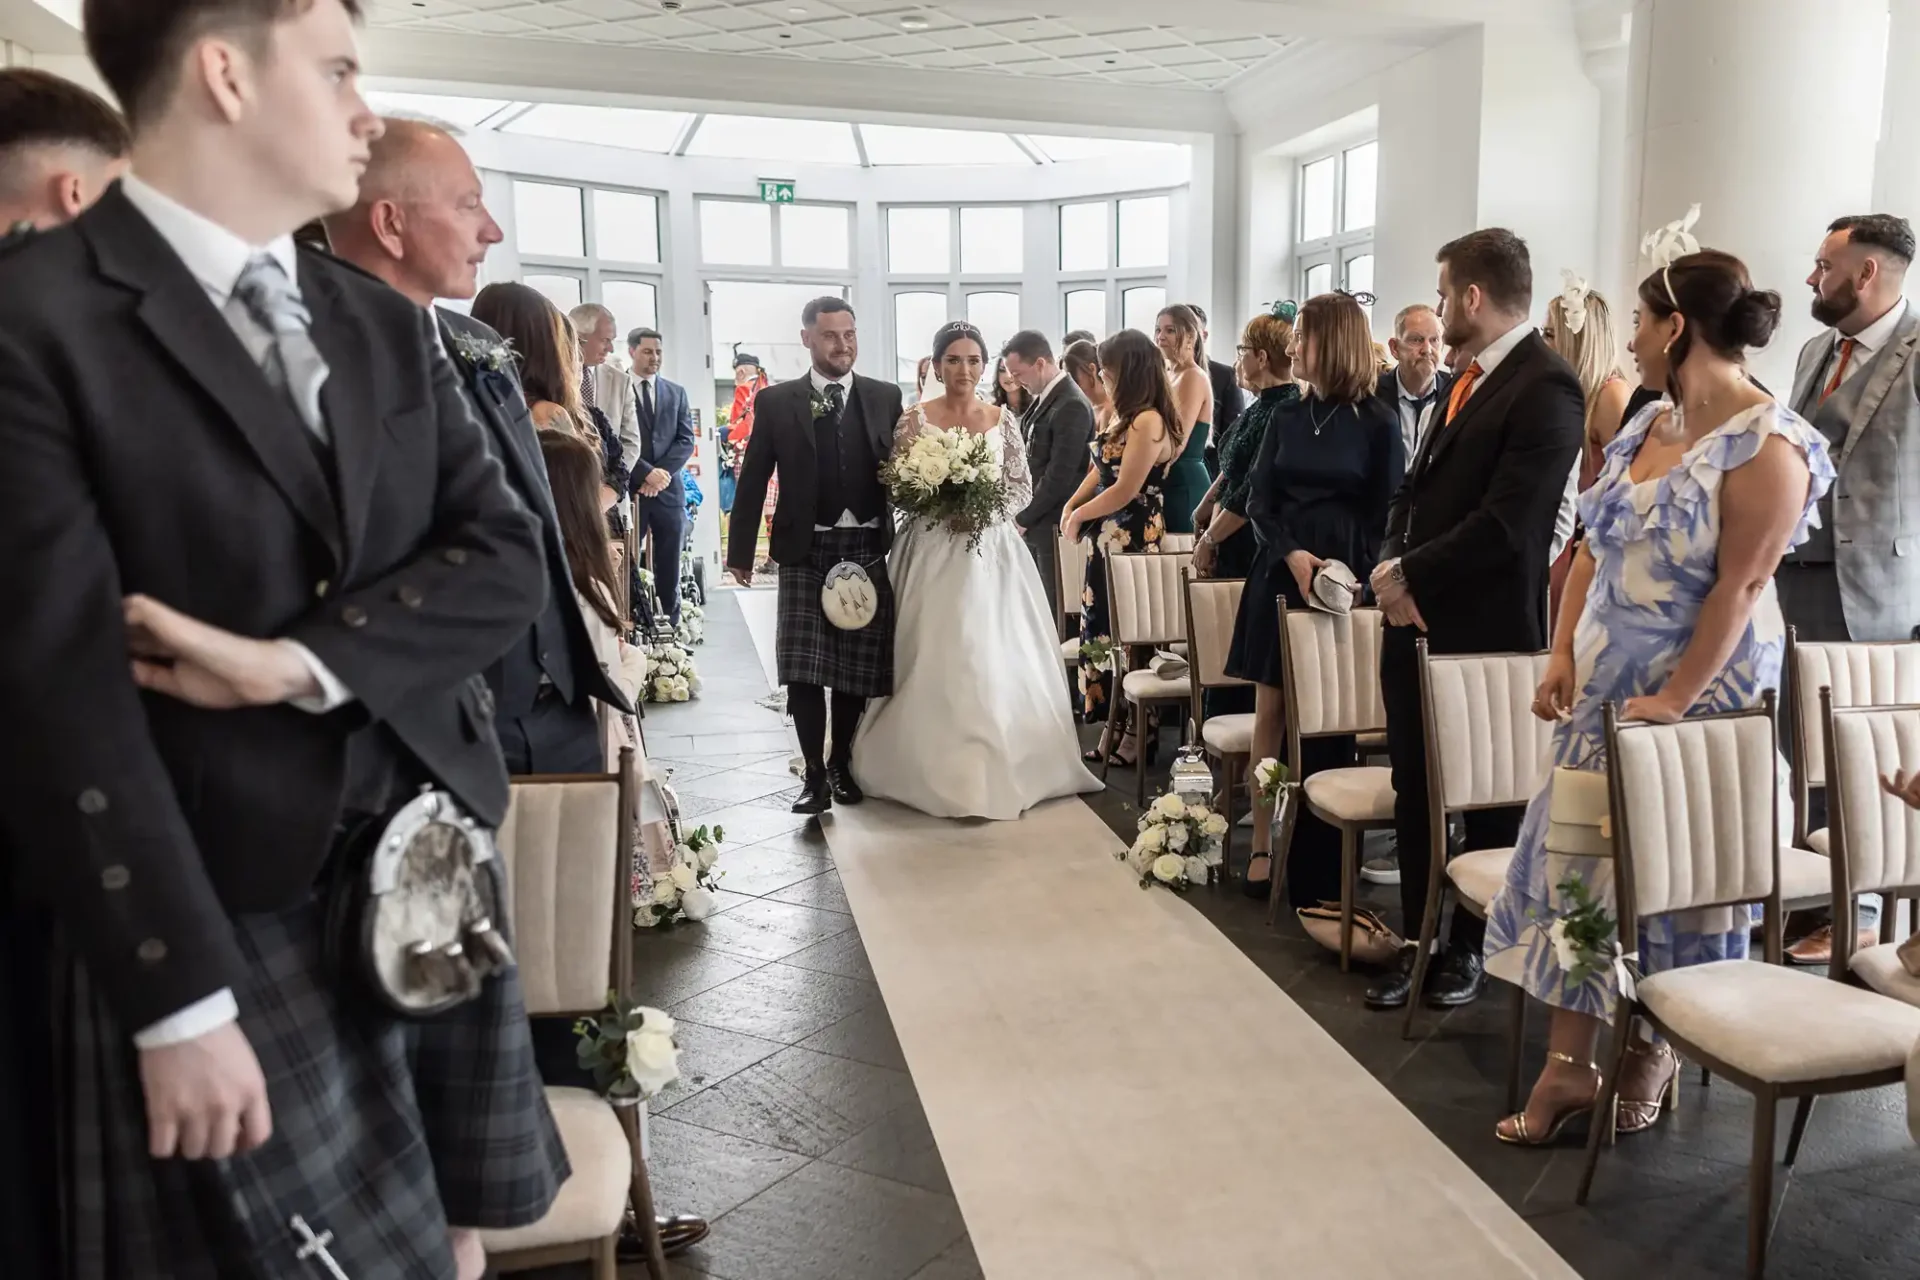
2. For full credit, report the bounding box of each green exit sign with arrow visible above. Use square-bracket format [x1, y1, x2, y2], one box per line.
[757, 179, 796, 204]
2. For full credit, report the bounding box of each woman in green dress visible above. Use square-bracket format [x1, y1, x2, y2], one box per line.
[1156, 304, 1215, 533]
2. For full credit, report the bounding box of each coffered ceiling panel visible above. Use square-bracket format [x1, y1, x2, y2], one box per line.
[366, 0, 1294, 90]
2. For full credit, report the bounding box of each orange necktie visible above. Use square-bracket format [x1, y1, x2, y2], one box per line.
[1820, 338, 1858, 402]
[1445, 360, 1484, 423]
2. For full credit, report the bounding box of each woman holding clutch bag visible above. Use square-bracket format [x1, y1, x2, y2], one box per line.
[1482, 246, 1832, 1145]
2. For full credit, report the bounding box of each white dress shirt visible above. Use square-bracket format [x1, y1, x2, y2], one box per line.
[1026, 368, 1071, 420]
[1390, 365, 1445, 465]
[1833, 296, 1910, 388]
[810, 368, 878, 530]
[121, 173, 357, 1049]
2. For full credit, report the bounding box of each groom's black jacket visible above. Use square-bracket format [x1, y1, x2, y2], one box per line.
[727, 373, 904, 568]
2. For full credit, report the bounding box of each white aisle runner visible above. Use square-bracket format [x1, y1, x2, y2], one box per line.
[735, 588, 1575, 1279]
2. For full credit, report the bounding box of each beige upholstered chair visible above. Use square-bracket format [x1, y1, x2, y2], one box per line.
[1274, 600, 1393, 970]
[1576, 698, 1920, 1279]
[1822, 697, 1920, 996]
[1159, 533, 1197, 554]
[1058, 527, 1092, 649]
[1786, 628, 1920, 870]
[1403, 645, 1556, 1070]
[484, 750, 672, 1280]
[1181, 570, 1252, 880]
[1104, 550, 1197, 803]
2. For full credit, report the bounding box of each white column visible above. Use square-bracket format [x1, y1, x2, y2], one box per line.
[1585, 43, 1634, 319]
[1625, 0, 1887, 389]
[1875, 0, 1920, 217]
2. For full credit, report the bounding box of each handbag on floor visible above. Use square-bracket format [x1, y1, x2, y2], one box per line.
[1296, 902, 1403, 966]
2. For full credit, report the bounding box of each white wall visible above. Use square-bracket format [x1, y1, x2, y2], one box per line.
[1373, 30, 1483, 319]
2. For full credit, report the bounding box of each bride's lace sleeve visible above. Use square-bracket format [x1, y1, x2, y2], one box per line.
[893, 403, 925, 456]
[1000, 408, 1033, 518]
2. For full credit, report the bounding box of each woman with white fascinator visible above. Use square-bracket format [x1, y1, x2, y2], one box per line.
[1542, 271, 1631, 617]
[1480, 211, 1836, 1145]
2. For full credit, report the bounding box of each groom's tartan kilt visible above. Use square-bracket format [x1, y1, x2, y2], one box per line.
[776, 524, 895, 698]
[50, 863, 567, 1280]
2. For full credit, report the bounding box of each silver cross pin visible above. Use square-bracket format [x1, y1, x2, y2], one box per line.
[290, 1214, 351, 1280]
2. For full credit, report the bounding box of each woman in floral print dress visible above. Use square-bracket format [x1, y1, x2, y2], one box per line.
[1063, 329, 1181, 764]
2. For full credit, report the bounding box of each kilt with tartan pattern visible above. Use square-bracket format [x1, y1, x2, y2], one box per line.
[776, 524, 895, 697]
[52, 866, 567, 1280]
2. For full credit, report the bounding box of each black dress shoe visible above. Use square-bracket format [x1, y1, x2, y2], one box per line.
[617, 1211, 711, 1261]
[1364, 946, 1419, 1010]
[1425, 946, 1488, 1008]
[827, 762, 864, 805]
[792, 769, 832, 815]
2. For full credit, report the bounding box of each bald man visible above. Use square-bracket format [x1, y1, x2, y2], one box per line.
[0, 68, 129, 231]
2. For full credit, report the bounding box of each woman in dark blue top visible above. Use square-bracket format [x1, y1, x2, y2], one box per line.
[1224, 293, 1404, 901]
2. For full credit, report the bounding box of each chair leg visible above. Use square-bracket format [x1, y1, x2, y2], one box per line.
[1338, 826, 1356, 973]
[1783, 1095, 1817, 1168]
[1134, 702, 1150, 808]
[1268, 789, 1298, 928]
[1749, 1089, 1778, 1279]
[591, 1235, 619, 1280]
[1576, 1008, 1634, 1205]
[1099, 681, 1123, 781]
[1504, 984, 1527, 1114]
[1401, 859, 1450, 1041]
[1702, 1065, 1713, 1088]
[613, 1103, 672, 1280]
[1219, 755, 1241, 887]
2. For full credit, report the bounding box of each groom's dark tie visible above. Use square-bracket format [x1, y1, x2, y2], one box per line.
[824, 382, 845, 420]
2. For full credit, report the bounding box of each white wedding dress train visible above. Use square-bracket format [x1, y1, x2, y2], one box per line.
[851, 406, 1101, 820]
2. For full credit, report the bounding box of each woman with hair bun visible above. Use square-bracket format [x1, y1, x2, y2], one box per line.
[1482, 246, 1836, 1145]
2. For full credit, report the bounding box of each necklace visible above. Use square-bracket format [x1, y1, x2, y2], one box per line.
[1306, 398, 1339, 436]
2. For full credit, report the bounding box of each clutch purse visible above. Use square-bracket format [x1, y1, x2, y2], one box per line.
[1545, 766, 1612, 858]
[1307, 560, 1361, 615]
[325, 788, 514, 1018]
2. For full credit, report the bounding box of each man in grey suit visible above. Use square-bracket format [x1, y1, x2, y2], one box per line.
[1782, 213, 1918, 966]
[627, 326, 699, 623]
[1003, 330, 1095, 627]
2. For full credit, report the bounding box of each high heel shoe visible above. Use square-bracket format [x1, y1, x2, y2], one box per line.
[1083, 726, 1115, 764]
[1108, 732, 1159, 770]
[1495, 1050, 1601, 1146]
[1614, 1041, 1681, 1135]
[1241, 852, 1272, 900]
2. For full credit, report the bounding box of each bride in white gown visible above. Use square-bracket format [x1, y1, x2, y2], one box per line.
[851, 322, 1102, 819]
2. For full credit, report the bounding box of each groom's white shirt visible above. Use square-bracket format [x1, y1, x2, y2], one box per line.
[810, 367, 880, 532]
[1025, 368, 1070, 420]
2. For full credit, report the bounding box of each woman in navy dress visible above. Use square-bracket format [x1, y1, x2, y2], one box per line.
[1225, 293, 1404, 898]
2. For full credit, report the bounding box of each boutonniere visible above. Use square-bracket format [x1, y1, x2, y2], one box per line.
[809, 389, 833, 421]
[450, 330, 515, 374]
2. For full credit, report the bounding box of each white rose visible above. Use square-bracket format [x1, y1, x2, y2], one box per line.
[624, 1020, 681, 1096]
[669, 862, 699, 892]
[1184, 855, 1210, 884]
[651, 879, 679, 906]
[920, 455, 951, 487]
[1136, 824, 1166, 853]
[1151, 793, 1187, 821]
[1254, 758, 1283, 791]
[1126, 845, 1154, 876]
[653, 677, 675, 700]
[1166, 823, 1189, 851]
[1548, 917, 1580, 972]
[679, 886, 719, 921]
[1151, 853, 1185, 884]
[697, 842, 721, 871]
[1203, 813, 1229, 837]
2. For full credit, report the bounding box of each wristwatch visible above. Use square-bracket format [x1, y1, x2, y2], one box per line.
[1386, 559, 1407, 587]
[1197, 531, 1215, 549]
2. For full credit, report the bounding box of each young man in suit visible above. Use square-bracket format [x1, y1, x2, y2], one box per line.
[1003, 329, 1096, 626]
[1366, 229, 1585, 1012]
[1190, 304, 1245, 438]
[0, 4, 565, 1277]
[328, 121, 629, 777]
[628, 326, 699, 622]
[0, 68, 129, 231]
[727, 298, 905, 815]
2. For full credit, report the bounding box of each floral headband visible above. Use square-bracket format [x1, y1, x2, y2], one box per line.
[1557, 270, 1591, 336]
[1640, 203, 1701, 306]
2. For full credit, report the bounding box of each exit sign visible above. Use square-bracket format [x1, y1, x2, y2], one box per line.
[757, 179, 796, 204]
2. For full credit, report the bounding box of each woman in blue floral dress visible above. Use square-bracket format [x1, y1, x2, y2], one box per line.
[1483, 250, 1834, 1145]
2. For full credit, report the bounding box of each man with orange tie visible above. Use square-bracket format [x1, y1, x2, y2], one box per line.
[1363, 229, 1584, 1012]
[1785, 215, 1918, 645]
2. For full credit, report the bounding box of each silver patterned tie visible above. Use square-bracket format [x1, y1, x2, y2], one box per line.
[232, 255, 331, 443]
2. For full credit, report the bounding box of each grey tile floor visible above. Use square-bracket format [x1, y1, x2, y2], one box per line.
[536, 587, 1920, 1279]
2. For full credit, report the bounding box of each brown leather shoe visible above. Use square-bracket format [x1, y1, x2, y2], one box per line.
[617, 1211, 711, 1261]
[1785, 924, 1878, 966]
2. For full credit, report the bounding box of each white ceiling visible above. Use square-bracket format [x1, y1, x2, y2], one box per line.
[366, 0, 1295, 91]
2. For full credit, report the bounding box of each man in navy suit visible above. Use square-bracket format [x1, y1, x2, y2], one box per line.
[629, 327, 698, 622]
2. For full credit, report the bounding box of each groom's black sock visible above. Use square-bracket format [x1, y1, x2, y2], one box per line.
[789, 683, 828, 772]
[828, 692, 867, 767]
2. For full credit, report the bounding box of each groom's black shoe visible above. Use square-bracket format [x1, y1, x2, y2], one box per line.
[827, 763, 864, 806]
[793, 768, 833, 815]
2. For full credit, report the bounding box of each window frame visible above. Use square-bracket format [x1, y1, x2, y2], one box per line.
[1294, 141, 1377, 304]
[695, 195, 855, 276]
[882, 204, 1028, 395]
[511, 175, 670, 327]
[1053, 191, 1172, 334]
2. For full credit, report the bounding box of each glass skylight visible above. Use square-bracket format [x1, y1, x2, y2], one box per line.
[368, 92, 511, 130]
[860, 124, 1034, 166]
[685, 115, 861, 165]
[502, 104, 693, 153]
[1025, 135, 1185, 163]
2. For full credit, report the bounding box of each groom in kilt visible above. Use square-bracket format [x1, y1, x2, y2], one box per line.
[728, 298, 904, 814]
[0, 3, 565, 1277]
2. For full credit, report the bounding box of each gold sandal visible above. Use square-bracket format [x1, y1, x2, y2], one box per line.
[1495, 1050, 1601, 1146]
[1615, 1041, 1680, 1135]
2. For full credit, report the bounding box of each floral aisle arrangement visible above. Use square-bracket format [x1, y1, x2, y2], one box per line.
[574, 993, 682, 1100]
[1120, 791, 1228, 891]
[675, 602, 707, 647]
[633, 823, 725, 927]
[880, 424, 1005, 553]
[644, 639, 701, 703]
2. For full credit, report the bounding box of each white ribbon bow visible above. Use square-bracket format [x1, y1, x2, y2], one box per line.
[1640, 203, 1702, 269]
[1558, 269, 1591, 336]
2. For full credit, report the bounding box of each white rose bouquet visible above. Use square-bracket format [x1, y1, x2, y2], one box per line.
[675, 603, 707, 646]
[574, 995, 681, 1100]
[880, 424, 1005, 553]
[634, 823, 726, 927]
[644, 640, 701, 703]
[1118, 788, 1228, 892]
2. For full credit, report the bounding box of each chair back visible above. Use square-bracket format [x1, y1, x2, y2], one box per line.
[1823, 697, 1920, 900]
[1418, 643, 1554, 812]
[1277, 600, 1387, 752]
[1788, 630, 1920, 805]
[1106, 551, 1190, 648]
[1159, 533, 1197, 555]
[1057, 529, 1091, 636]
[1604, 699, 1780, 923]
[494, 749, 636, 1018]
[1182, 572, 1247, 692]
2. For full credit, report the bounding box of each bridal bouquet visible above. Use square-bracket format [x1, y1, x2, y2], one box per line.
[634, 822, 725, 927]
[645, 639, 701, 703]
[1120, 790, 1228, 892]
[881, 425, 1005, 553]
